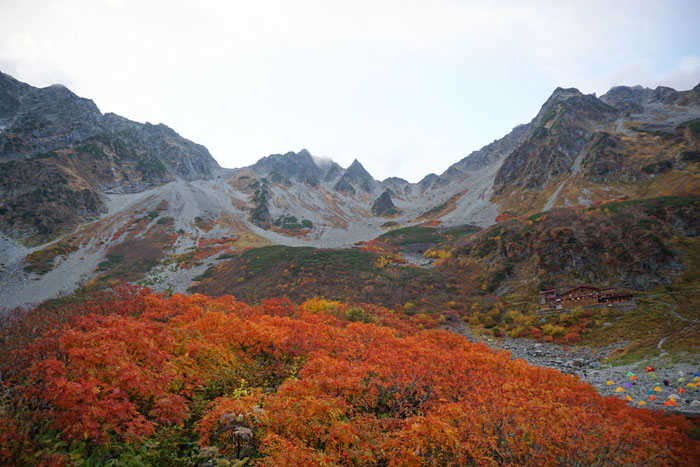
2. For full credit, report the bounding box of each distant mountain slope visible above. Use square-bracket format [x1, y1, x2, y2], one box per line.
[600, 83, 700, 114]
[1, 70, 699, 311]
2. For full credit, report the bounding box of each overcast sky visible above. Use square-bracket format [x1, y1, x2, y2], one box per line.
[1, 0, 699, 182]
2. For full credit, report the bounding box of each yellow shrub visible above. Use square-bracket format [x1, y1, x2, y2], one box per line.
[302, 297, 342, 314]
[404, 302, 417, 315]
[424, 248, 452, 264]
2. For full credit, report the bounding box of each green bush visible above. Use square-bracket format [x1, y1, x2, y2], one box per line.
[345, 307, 373, 323]
[274, 215, 312, 231]
[378, 226, 440, 245]
[403, 302, 417, 316]
[242, 246, 377, 277]
[97, 254, 123, 271]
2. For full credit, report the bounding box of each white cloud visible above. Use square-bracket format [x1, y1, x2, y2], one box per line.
[311, 155, 334, 169]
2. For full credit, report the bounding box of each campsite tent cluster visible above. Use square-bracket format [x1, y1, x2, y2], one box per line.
[605, 367, 700, 409]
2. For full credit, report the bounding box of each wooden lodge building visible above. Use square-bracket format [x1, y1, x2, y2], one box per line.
[538, 285, 634, 311]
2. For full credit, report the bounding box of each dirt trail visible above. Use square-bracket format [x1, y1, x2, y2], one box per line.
[660, 302, 700, 324]
[657, 336, 669, 356]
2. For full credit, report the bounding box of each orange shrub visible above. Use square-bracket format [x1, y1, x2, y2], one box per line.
[0, 287, 698, 465]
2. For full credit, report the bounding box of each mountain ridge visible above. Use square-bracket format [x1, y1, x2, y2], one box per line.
[1, 71, 699, 311]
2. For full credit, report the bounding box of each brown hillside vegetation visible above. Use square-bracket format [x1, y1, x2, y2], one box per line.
[446, 196, 700, 292]
[190, 245, 456, 312]
[190, 197, 700, 350]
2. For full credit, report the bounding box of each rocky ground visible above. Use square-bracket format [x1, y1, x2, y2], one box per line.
[450, 322, 700, 415]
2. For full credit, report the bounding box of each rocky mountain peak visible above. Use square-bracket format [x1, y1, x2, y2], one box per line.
[493, 86, 618, 193]
[599, 84, 692, 112]
[600, 85, 651, 113]
[252, 149, 323, 186]
[548, 86, 583, 101]
[333, 158, 376, 195]
[0, 70, 32, 98]
[346, 158, 365, 171]
[382, 176, 409, 185]
[0, 72, 103, 145]
[418, 173, 438, 190]
[537, 87, 616, 124]
[0, 71, 219, 178]
[345, 159, 375, 182]
[0, 71, 222, 243]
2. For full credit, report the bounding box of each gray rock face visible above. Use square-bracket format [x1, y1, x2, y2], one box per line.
[600, 85, 678, 113]
[333, 159, 376, 194]
[251, 149, 358, 189]
[322, 161, 344, 183]
[382, 177, 412, 198]
[382, 176, 409, 185]
[580, 132, 628, 183]
[250, 180, 273, 228]
[417, 173, 438, 191]
[0, 75, 105, 157]
[600, 84, 700, 113]
[371, 189, 398, 216]
[0, 71, 219, 180]
[333, 176, 356, 194]
[494, 88, 619, 191]
[134, 123, 219, 181]
[453, 123, 532, 174]
[252, 149, 324, 186]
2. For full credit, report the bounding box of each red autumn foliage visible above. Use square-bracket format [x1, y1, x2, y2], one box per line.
[192, 237, 237, 262]
[0, 287, 698, 465]
[354, 238, 395, 254]
[494, 213, 512, 223]
[419, 220, 442, 227]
